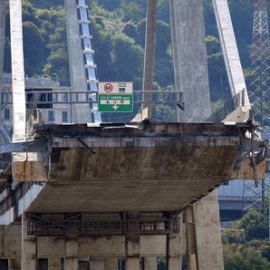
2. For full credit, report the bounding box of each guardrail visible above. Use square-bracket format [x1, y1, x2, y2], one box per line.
[0, 89, 246, 123]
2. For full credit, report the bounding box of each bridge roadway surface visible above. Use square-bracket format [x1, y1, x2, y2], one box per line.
[10, 121, 258, 215]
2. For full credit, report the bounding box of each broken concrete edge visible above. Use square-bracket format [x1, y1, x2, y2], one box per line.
[30, 121, 258, 138]
[10, 121, 266, 183]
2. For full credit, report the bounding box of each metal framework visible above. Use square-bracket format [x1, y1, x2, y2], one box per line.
[27, 213, 180, 236]
[244, 0, 270, 211]
[249, 0, 270, 125]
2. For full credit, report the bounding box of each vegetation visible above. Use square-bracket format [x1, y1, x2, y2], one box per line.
[3, 1, 270, 268]
[222, 200, 270, 269]
[4, 0, 267, 94]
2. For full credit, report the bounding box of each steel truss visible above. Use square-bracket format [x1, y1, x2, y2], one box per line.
[27, 212, 180, 237]
[243, 0, 270, 211]
[249, 0, 270, 126]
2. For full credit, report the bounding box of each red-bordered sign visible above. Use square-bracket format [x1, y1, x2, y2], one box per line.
[104, 83, 113, 93]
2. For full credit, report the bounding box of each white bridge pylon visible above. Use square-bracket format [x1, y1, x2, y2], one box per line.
[212, 0, 251, 115]
[6, 0, 252, 143]
[9, 0, 26, 142]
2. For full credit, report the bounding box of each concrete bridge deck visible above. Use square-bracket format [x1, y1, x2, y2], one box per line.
[5, 121, 262, 219]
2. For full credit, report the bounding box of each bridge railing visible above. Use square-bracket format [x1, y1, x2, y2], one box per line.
[210, 89, 247, 122]
[0, 89, 246, 123]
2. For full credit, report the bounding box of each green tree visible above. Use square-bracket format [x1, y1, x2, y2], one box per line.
[23, 21, 47, 76]
[224, 244, 270, 270]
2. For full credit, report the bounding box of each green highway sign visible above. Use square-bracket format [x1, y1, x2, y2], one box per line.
[98, 94, 133, 112]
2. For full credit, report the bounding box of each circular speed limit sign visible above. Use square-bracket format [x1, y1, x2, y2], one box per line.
[104, 83, 113, 93]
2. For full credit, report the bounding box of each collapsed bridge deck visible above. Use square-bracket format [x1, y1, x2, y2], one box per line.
[9, 122, 262, 216]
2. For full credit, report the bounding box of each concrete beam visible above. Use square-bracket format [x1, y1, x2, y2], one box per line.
[169, 0, 211, 122]
[9, 0, 26, 142]
[37, 235, 166, 258]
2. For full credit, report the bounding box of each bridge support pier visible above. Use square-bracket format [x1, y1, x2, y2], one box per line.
[144, 257, 157, 270]
[104, 257, 118, 270]
[90, 258, 104, 270]
[167, 222, 183, 270]
[126, 236, 140, 270]
[185, 207, 198, 270]
[48, 258, 62, 270]
[64, 238, 79, 270]
[193, 191, 224, 270]
[21, 215, 36, 270]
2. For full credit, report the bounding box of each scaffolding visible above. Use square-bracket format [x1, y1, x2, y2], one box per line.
[244, 0, 270, 211]
[249, 0, 270, 126]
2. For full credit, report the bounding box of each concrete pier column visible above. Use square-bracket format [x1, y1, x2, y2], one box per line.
[167, 242, 182, 270]
[144, 257, 157, 270]
[167, 215, 183, 270]
[9, 258, 20, 270]
[104, 257, 118, 270]
[21, 215, 36, 270]
[48, 258, 62, 270]
[126, 236, 140, 270]
[193, 191, 224, 270]
[185, 207, 198, 270]
[65, 238, 79, 270]
[90, 258, 104, 270]
[169, 0, 211, 122]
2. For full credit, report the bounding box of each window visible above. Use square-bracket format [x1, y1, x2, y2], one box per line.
[62, 111, 68, 123]
[38, 259, 48, 270]
[3, 108, 10, 120]
[48, 111, 54, 121]
[0, 260, 8, 270]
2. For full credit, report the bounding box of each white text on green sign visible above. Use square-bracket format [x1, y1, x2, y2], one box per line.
[98, 94, 133, 112]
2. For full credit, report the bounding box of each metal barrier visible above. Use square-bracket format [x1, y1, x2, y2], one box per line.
[0, 89, 246, 123]
[209, 89, 247, 122]
[27, 213, 179, 236]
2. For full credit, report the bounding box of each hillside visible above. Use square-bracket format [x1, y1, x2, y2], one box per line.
[3, 0, 269, 101]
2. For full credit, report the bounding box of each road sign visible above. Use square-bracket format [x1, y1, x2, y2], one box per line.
[104, 83, 113, 93]
[98, 82, 133, 94]
[98, 82, 133, 112]
[98, 94, 133, 112]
